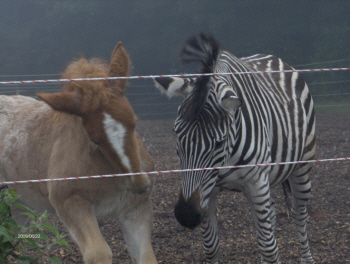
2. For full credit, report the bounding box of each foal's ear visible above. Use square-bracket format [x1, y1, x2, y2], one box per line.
[108, 42, 131, 93]
[37, 92, 82, 115]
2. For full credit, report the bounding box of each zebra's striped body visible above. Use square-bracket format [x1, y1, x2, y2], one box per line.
[155, 34, 316, 264]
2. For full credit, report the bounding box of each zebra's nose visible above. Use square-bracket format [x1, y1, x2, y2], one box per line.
[174, 190, 203, 229]
[154, 77, 173, 90]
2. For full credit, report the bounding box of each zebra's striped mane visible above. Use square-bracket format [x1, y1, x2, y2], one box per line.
[179, 33, 220, 122]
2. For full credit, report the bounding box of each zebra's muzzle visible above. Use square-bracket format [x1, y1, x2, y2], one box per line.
[174, 189, 204, 229]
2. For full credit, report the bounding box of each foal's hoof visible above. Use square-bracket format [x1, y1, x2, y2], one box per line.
[127, 174, 151, 194]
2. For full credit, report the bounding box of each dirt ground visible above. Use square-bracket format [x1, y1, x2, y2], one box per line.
[14, 113, 350, 263]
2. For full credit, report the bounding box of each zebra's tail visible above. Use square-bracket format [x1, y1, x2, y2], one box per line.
[282, 180, 292, 212]
[178, 33, 220, 122]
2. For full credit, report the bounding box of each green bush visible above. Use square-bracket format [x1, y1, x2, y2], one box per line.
[0, 188, 71, 264]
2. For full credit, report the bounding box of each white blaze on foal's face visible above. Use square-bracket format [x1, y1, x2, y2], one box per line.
[103, 113, 131, 171]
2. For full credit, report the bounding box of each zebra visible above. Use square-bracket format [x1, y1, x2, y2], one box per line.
[154, 33, 316, 264]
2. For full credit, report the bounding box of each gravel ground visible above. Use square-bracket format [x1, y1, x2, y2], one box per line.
[10, 113, 350, 264]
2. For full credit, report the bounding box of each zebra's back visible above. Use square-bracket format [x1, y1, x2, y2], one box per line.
[217, 53, 316, 187]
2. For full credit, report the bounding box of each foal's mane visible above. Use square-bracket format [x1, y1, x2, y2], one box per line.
[60, 58, 113, 112]
[62, 58, 109, 89]
[63, 58, 109, 79]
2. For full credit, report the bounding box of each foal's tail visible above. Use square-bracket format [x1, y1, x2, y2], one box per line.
[0, 184, 9, 191]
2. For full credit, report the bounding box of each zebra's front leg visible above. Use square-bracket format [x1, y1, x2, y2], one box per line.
[201, 190, 220, 264]
[246, 178, 280, 264]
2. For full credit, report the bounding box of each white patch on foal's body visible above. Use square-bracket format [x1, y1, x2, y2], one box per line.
[103, 113, 131, 171]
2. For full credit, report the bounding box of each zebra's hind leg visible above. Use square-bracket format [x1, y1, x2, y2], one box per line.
[201, 189, 220, 264]
[288, 164, 315, 264]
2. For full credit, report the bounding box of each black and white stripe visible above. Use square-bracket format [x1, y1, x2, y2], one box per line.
[155, 33, 315, 264]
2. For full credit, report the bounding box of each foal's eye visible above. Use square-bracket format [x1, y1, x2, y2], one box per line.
[91, 139, 100, 145]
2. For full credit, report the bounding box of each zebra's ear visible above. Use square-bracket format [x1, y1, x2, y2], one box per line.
[219, 89, 242, 113]
[154, 77, 194, 98]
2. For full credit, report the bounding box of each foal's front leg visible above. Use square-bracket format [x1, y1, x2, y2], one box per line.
[118, 196, 157, 264]
[52, 194, 112, 264]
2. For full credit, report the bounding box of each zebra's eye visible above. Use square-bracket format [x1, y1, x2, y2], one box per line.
[214, 138, 226, 148]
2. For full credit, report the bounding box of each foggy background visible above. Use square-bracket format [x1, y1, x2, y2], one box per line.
[0, 0, 349, 119]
